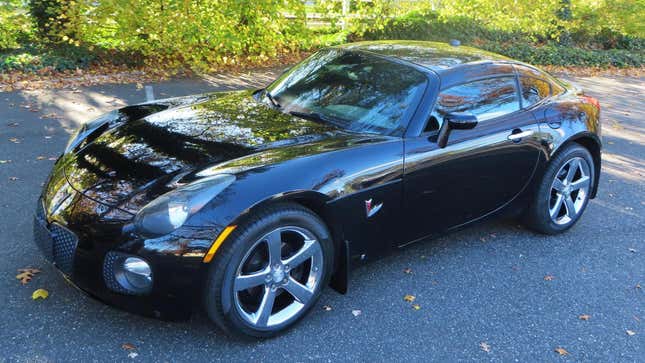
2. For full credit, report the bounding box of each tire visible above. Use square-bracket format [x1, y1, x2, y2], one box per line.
[203, 202, 334, 338]
[525, 143, 595, 234]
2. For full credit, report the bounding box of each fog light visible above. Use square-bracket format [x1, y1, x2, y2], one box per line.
[122, 257, 152, 291]
[103, 252, 153, 295]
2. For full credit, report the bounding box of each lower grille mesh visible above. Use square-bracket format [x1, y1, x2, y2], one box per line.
[50, 223, 79, 275]
[33, 199, 79, 275]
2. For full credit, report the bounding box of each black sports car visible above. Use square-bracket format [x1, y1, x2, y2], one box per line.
[34, 41, 601, 337]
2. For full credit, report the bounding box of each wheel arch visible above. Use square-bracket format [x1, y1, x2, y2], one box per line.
[552, 132, 602, 198]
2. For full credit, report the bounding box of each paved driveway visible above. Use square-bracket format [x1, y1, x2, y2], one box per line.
[0, 73, 643, 362]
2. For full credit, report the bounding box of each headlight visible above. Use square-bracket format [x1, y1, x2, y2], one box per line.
[65, 110, 119, 153]
[133, 174, 236, 238]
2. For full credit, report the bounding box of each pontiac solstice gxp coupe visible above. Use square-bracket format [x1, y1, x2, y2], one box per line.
[34, 41, 601, 337]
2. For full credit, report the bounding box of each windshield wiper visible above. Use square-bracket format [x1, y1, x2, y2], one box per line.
[264, 90, 281, 108]
[289, 111, 344, 128]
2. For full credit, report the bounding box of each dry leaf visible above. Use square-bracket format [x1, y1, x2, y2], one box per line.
[351, 309, 362, 317]
[128, 352, 138, 359]
[480, 342, 491, 352]
[36, 156, 46, 160]
[636, 283, 642, 289]
[9, 177, 19, 181]
[404, 294, 416, 302]
[412, 304, 421, 310]
[0, 160, 11, 164]
[122, 343, 136, 350]
[554, 347, 569, 356]
[579, 314, 591, 321]
[15, 268, 40, 284]
[32, 288, 49, 300]
[136, 83, 144, 89]
[628, 248, 637, 253]
[9, 137, 20, 144]
[322, 305, 332, 311]
[626, 330, 636, 336]
[544, 275, 555, 281]
[403, 267, 412, 274]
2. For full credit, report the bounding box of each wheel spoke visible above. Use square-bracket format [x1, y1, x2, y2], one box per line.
[283, 239, 319, 269]
[255, 286, 277, 327]
[265, 229, 283, 266]
[564, 194, 576, 218]
[550, 193, 564, 218]
[235, 269, 270, 291]
[552, 178, 566, 192]
[565, 159, 580, 184]
[284, 277, 314, 304]
[570, 176, 590, 191]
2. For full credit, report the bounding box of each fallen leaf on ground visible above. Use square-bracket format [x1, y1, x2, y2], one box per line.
[128, 352, 138, 359]
[544, 275, 555, 281]
[626, 330, 636, 336]
[322, 305, 332, 311]
[32, 288, 49, 300]
[404, 294, 416, 302]
[48, 157, 57, 161]
[122, 343, 136, 350]
[555, 347, 569, 356]
[403, 267, 412, 274]
[351, 309, 362, 317]
[136, 83, 144, 89]
[480, 342, 491, 352]
[9, 177, 19, 181]
[9, 137, 20, 143]
[412, 304, 421, 310]
[0, 160, 11, 164]
[36, 156, 46, 160]
[8, 122, 19, 127]
[628, 248, 637, 253]
[636, 283, 642, 289]
[15, 268, 41, 284]
[579, 314, 591, 321]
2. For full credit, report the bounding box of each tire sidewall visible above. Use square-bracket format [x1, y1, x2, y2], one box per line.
[205, 204, 333, 338]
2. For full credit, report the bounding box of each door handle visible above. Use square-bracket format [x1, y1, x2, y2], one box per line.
[507, 130, 534, 141]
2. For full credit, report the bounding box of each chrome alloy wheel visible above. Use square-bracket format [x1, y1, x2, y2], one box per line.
[549, 156, 591, 225]
[233, 226, 323, 328]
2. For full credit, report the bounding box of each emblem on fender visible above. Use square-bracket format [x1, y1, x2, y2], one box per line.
[365, 198, 383, 218]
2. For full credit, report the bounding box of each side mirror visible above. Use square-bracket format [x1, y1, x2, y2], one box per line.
[436, 112, 478, 148]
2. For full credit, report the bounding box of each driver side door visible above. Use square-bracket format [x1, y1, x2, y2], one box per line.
[401, 76, 541, 244]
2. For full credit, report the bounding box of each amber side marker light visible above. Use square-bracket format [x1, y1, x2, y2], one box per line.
[203, 225, 237, 263]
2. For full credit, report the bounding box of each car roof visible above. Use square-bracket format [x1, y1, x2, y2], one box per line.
[336, 40, 510, 72]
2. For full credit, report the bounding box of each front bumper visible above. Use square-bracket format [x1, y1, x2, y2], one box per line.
[33, 196, 206, 321]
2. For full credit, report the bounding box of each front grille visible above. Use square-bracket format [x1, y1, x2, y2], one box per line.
[50, 223, 79, 274]
[33, 198, 79, 275]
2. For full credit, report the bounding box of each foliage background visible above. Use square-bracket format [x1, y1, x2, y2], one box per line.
[1, 0, 643, 73]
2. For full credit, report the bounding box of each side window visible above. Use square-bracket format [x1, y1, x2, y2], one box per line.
[520, 77, 550, 108]
[426, 76, 520, 131]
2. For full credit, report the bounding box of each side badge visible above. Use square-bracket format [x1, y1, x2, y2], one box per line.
[365, 198, 383, 218]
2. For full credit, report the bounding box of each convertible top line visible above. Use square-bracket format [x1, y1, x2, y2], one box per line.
[34, 41, 601, 337]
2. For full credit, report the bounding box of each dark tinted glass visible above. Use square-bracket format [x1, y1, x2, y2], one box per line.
[268, 49, 428, 135]
[520, 76, 550, 107]
[427, 77, 520, 131]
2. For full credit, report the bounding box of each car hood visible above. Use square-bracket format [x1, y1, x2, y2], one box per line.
[62, 90, 342, 214]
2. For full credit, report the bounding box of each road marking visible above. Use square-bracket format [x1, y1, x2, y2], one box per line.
[145, 85, 154, 101]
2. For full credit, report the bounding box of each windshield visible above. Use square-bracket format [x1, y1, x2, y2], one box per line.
[266, 49, 428, 135]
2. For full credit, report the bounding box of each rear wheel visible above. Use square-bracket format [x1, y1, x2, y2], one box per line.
[525, 144, 594, 234]
[203, 203, 333, 338]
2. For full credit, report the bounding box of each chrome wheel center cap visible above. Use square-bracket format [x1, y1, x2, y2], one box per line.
[272, 267, 285, 283]
[563, 185, 571, 194]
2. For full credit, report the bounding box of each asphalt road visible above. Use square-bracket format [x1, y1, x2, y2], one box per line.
[1, 72, 643, 362]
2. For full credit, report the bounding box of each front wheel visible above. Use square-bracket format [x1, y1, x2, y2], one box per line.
[203, 203, 333, 338]
[525, 144, 595, 234]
